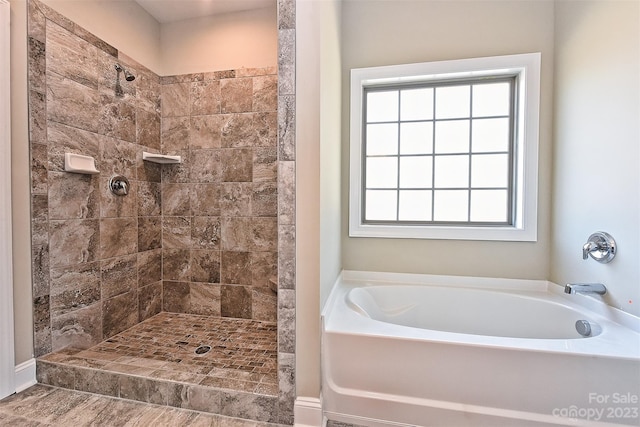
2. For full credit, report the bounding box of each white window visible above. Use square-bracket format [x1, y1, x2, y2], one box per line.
[349, 53, 540, 241]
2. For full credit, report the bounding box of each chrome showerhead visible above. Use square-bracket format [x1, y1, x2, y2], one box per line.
[114, 63, 135, 82]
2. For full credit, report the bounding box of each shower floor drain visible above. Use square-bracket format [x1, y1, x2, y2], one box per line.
[194, 345, 211, 355]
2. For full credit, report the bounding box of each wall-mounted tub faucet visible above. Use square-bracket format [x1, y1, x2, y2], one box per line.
[564, 283, 607, 295]
[582, 231, 616, 263]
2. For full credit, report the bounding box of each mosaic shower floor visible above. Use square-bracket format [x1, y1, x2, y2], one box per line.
[37, 313, 279, 420]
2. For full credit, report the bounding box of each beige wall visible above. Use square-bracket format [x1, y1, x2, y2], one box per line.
[161, 7, 277, 76]
[9, 0, 33, 365]
[40, 1, 278, 76]
[42, 0, 162, 73]
[551, 0, 640, 317]
[340, 0, 555, 280]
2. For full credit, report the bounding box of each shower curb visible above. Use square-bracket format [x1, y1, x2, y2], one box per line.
[36, 359, 279, 423]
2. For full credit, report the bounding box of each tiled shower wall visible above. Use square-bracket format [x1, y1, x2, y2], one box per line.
[159, 69, 278, 322]
[28, 0, 164, 356]
[27, 0, 297, 422]
[28, 0, 281, 349]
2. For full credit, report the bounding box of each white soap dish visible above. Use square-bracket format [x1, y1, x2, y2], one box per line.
[142, 151, 182, 164]
[64, 153, 100, 175]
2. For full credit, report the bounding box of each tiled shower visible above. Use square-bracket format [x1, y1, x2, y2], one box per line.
[26, 0, 296, 423]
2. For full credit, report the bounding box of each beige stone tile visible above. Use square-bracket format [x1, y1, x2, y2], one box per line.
[99, 217, 138, 259]
[138, 216, 162, 252]
[163, 216, 192, 249]
[102, 290, 138, 338]
[190, 183, 221, 216]
[221, 78, 253, 113]
[252, 288, 277, 322]
[162, 82, 190, 117]
[100, 254, 137, 299]
[221, 251, 251, 285]
[49, 219, 99, 268]
[29, 91, 47, 146]
[100, 177, 138, 218]
[253, 147, 277, 183]
[278, 94, 295, 160]
[190, 251, 221, 284]
[221, 182, 252, 218]
[47, 73, 101, 132]
[47, 121, 102, 172]
[51, 302, 102, 351]
[163, 280, 190, 312]
[28, 35, 46, 94]
[253, 75, 278, 112]
[191, 80, 221, 116]
[46, 20, 98, 90]
[188, 283, 221, 316]
[50, 262, 100, 317]
[190, 149, 222, 183]
[191, 115, 223, 149]
[250, 251, 277, 289]
[221, 148, 253, 182]
[47, 171, 99, 220]
[162, 116, 190, 154]
[31, 144, 48, 196]
[137, 248, 162, 286]
[137, 181, 161, 216]
[137, 108, 161, 150]
[191, 216, 222, 250]
[221, 113, 257, 148]
[163, 250, 191, 281]
[163, 183, 191, 216]
[221, 284, 252, 319]
[139, 281, 162, 321]
[99, 136, 137, 178]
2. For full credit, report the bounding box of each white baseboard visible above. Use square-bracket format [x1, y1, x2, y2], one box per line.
[14, 358, 36, 393]
[294, 396, 323, 427]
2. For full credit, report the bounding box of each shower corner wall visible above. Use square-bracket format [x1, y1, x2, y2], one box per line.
[26, 0, 297, 423]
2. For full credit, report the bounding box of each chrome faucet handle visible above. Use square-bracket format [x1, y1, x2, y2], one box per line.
[582, 232, 616, 264]
[582, 241, 598, 260]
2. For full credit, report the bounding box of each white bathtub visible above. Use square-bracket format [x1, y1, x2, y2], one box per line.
[322, 271, 640, 427]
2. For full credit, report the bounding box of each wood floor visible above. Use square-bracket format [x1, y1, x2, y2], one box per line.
[0, 384, 282, 426]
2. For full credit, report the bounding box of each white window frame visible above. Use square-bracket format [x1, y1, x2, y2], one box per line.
[349, 53, 541, 241]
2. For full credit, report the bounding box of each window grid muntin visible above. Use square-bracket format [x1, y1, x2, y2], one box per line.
[362, 76, 516, 225]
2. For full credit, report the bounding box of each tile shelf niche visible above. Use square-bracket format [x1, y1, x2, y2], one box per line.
[142, 151, 182, 164]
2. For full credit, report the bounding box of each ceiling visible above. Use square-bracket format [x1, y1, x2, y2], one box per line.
[134, 0, 275, 24]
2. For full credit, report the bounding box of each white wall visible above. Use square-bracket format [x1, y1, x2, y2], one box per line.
[296, 0, 342, 401]
[296, 0, 321, 401]
[340, 0, 555, 280]
[552, 0, 640, 316]
[318, 1, 342, 314]
[161, 7, 277, 76]
[296, 0, 343, 402]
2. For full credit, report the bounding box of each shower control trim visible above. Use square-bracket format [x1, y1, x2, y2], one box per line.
[109, 175, 129, 196]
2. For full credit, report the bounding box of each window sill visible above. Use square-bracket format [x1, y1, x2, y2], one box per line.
[349, 222, 537, 242]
